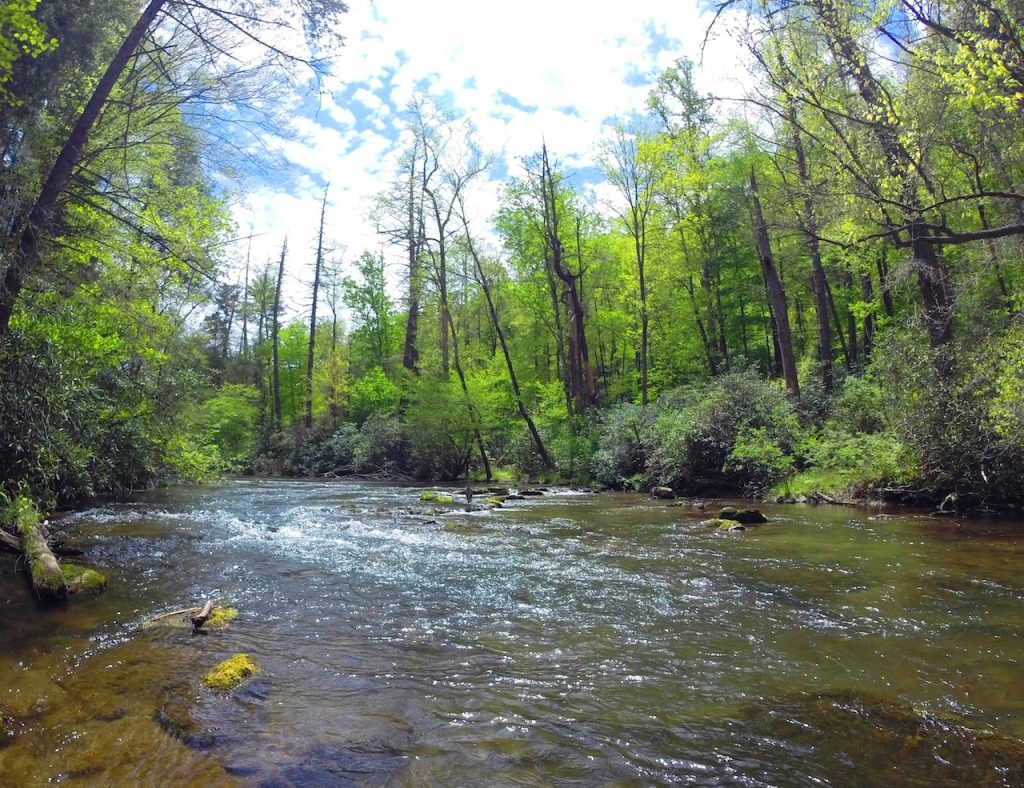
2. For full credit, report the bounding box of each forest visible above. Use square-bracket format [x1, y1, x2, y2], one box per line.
[1, 0, 1023, 522]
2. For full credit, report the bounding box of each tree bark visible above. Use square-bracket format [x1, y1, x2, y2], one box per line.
[750, 169, 799, 398]
[539, 144, 594, 415]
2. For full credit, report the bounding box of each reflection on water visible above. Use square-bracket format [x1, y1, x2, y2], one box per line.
[1, 480, 1023, 785]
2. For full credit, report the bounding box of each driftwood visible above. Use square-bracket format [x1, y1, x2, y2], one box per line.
[144, 600, 236, 631]
[319, 464, 416, 482]
[0, 529, 20, 552]
[190, 599, 215, 631]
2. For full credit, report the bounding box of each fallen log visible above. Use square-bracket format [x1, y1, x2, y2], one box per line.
[0, 528, 20, 552]
[10, 497, 66, 601]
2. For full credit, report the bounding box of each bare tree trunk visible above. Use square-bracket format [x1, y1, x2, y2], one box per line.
[403, 142, 423, 373]
[0, 0, 167, 341]
[877, 248, 895, 318]
[861, 272, 875, 360]
[272, 240, 287, 429]
[446, 307, 491, 480]
[789, 103, 834, 392]
[540, 144, 592, 415]
[750, 169, 799, 398]
[824, 275, 852, 369]
[305, 186, 328, 429]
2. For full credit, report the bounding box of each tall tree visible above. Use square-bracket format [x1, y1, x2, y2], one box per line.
[750, 169, 799, 398]
[0, 0, 348, 342]
[305, 185, 328, 429]
[602, 118, 661, 404]
[272, 239, 287, 430]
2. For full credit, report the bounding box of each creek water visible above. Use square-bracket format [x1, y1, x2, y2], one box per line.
[1, 479, 1023, 786]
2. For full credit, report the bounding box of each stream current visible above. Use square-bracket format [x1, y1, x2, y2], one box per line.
[1, 479, 1023, 785]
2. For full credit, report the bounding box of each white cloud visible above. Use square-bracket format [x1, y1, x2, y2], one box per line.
[226, 0, 753, 313]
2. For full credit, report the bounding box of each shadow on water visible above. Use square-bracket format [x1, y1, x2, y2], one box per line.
[1, 479, 1023, 785]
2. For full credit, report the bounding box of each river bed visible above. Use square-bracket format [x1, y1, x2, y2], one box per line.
[2, 479, 1023, 785]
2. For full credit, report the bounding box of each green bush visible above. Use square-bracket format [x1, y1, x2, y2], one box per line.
[592, 369, 800, 494]
[404, 380, 478, 480]
[349, 367, 400, 425]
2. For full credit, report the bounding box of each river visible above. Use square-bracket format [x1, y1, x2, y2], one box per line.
[1, 479, 1023, 786]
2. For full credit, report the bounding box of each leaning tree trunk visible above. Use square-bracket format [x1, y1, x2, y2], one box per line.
[0, 0, 167, 341]
[463, 224, 555, 471]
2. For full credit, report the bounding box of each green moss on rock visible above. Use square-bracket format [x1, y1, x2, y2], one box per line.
[207, 606, 237, 628]
[203, 653, 259, 692]
[60, 563, 107, 594]
[420, 491, 454, 503]
[699, 518, 744, 531]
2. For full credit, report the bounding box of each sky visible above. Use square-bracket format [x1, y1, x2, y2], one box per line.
[227, 0, 751, 310]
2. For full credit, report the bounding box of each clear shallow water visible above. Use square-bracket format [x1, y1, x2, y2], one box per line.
[1, 479, 1023, 786]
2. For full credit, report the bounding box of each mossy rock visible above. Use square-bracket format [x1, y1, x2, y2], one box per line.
[203, 653, 259, 692]
[60, 563, 107, 594]
[485, 497, 504, 507]
[207, 606, 238, 628]
[487, 486, 510, 495]
[419, 491, 454, 503]
[700, 518, 744, 531]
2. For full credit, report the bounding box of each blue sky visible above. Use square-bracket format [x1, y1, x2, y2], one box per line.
[229, 0, 750, 308]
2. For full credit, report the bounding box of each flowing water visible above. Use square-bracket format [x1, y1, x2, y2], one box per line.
[1, 479, 1023, 786]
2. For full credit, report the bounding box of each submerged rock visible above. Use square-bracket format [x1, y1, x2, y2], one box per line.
[0, 708, 18, 748]
[700, 518, 744, 531]
[651, 486, 676, 499]
[735, 690, 1024, 785]
[733, 509, 769, 524]
[59, 562, 107, 594]
[155, 682, 214, 749]
[519, 489, 545, 496]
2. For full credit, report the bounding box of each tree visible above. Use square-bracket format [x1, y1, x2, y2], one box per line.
[0, 0, 56, 99]
[305, 185, 328, 428]
[0, 0, 348, 342]
[750, 169, 799, 398]
[272, 239, 287, 429]
[459, 201, 554, 471]
[602, 118, 662, 404]
[343, 250, 394, 370]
